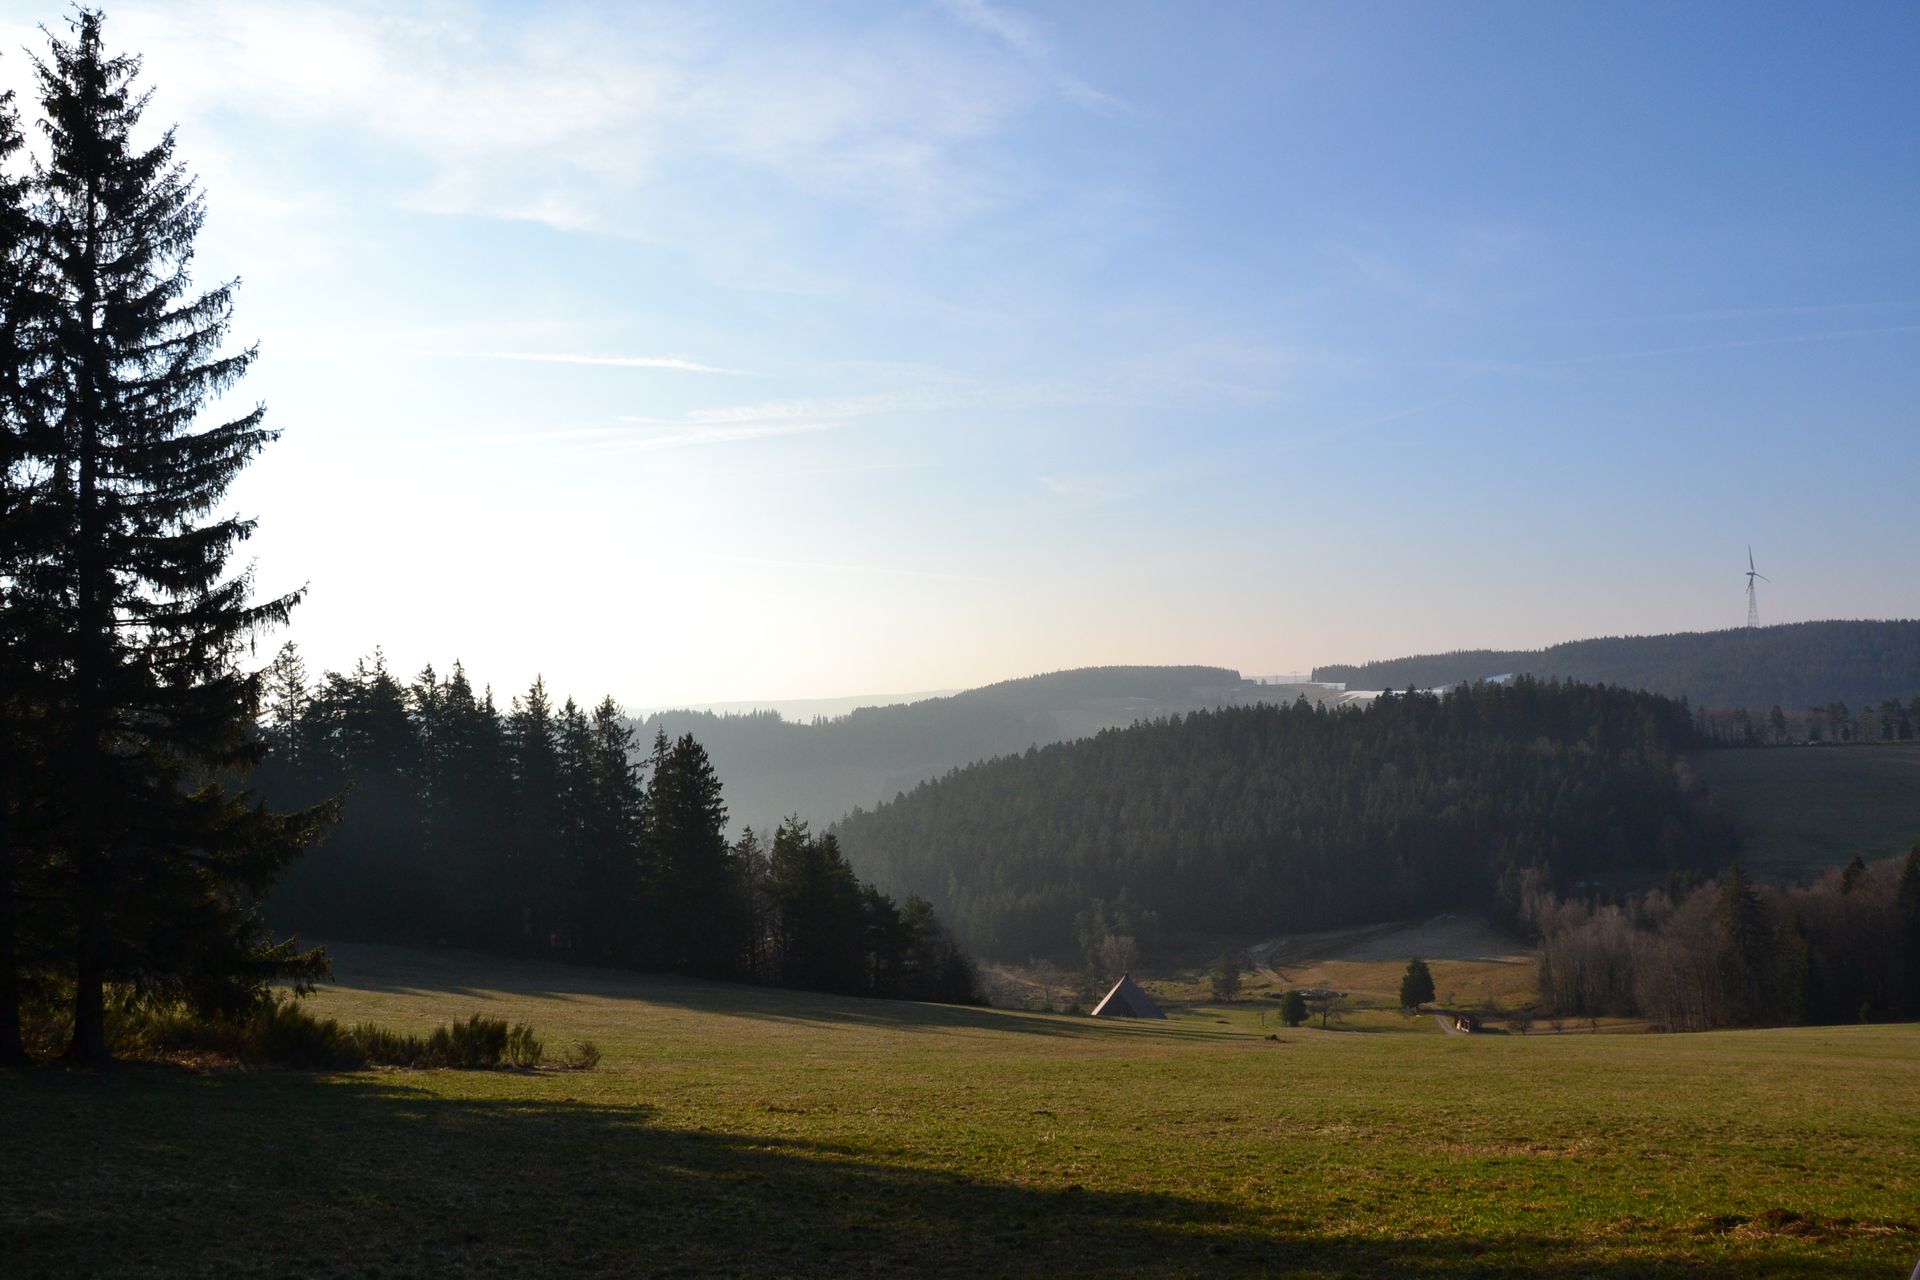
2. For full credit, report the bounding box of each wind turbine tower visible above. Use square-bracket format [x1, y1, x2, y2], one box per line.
[1744, 546, 1769, 628]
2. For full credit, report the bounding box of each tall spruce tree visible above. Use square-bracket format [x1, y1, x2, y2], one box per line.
[22, 13, 331, 1061]
[578, 697, 644, 963]
[1399, 956, 1436, 1009]
[0, 68, 43, 1063]
[508, 678, 561, 950]
[1715, 864, 1774, 1026]
[1896, 846, 1920, 1018]
[645, 732, 735, 975]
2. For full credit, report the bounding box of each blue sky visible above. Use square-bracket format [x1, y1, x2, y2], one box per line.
[6, 1, 1916, 705]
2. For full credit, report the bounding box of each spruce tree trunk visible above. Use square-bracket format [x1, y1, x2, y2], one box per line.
[66, 903, 108, 1065]
[0, 839, 25, 1064]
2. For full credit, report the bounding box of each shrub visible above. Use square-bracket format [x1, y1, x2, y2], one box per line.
[427, 1014, 510, 1067]
[16, 988, 550, 1071]
[105, 992, 359, 1068]
[504, 1023, 544, 1068]
[349, 1022, 427, 1066]
[239, 997, 359, 1067]
[563, 1040, 601, 1071]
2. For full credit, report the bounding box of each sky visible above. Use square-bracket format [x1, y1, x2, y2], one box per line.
[5, 1, 1917, 707]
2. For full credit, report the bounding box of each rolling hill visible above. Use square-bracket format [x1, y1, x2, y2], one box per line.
[832, 679, 1731, 957]
[1312, 618, 1920, 709]
[635, 665, 1327, 837]
[1689, 743, 1920, 878]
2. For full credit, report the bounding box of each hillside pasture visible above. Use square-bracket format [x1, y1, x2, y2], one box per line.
[3, 942, 1917, 1277]
[1694, 744, 1920, 879]
[1239, 914, 1539, 1014]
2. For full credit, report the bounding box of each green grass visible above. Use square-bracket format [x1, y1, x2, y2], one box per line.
[3, 942, 1918, 1277]
[1693, 743, 1920, 878]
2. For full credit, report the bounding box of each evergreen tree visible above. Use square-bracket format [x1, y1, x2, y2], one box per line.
[1715, 864, 1774, 1026]
[508, 678, 561, 950]
[897, 894, 979, 1003]
[1840, 855, 1866, 896]
[1895, 845, 1920, 1018]
[1208, 951, 1242, 1002]
[576, 697, 644, 964]
[646, 732, 734, 975]
[443, 668, 511, 944]
[1399, 956, 1436, 1008]
[1280, 989, 1308, 1027]
[767, 818, 864, 991]
[0, 69, 43, 1063]
[728, 826, 772, 982]
[861, 885, 910, 997]
[20, 14, 331, 1060]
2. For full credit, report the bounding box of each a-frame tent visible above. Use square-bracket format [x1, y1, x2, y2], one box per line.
[1090, 972, 1166, 1019]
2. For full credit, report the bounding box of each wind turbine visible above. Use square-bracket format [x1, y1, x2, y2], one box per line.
[1744, 546, 1769, 628]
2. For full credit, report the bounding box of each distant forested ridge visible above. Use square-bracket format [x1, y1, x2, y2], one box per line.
[1312, 619, 1920, 710]
[637, 665, 1287, 836]
[832, 680, 1735, 958]
[253, 648, 979, 1004]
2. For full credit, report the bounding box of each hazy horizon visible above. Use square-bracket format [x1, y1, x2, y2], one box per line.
[6, 1, 1914, 708]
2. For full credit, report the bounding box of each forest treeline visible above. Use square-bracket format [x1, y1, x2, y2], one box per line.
[255, 648, 980, 1004]
[636, 665, 1260, 836]
[1312, 619, 1920, 710]
[832, 679, 1737, 958]
[1528, 851, 1920, 1030]
[1692, 692, 1920, 746]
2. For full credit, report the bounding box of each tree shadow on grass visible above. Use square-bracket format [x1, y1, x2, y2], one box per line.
[1, 1066, 1895, 1279]
[317, 941, 1240, 1042]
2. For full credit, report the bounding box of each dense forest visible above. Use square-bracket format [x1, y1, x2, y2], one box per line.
[1313, 619, 1920, 710]
[255, 647, 978, 1004]
[832, 679, 1737, 958]
[1527, 851, 1920, 1030]
[636, 665, 1277, 836]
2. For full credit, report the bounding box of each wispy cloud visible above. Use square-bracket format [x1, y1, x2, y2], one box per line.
[1556, 323, 1920, 366]
[426, 425, 633, 447]
[697, 552, 987, 583]
[448, 351, 747, 374]
[1574, 299, 1920, 328]
[616, 389, 969, 427]
[590, 422, 843, 453]
[938, 0, 1128, 114]
[25, 0, 1052, 237]
[429, 421, 841, 452]
[1038, 473, 1136, 504]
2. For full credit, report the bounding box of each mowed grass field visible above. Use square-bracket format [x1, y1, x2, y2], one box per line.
[1692, 744, 1920, 879]
[4, 942, 1918, 1279]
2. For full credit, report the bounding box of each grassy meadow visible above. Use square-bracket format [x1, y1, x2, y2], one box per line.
[4, 941, 1918, 1278]
[1692, 744, 1920, 879]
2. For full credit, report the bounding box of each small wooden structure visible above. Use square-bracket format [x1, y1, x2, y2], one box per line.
[1091, 972, 1166, 1019]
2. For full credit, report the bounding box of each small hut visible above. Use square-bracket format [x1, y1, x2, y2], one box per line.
[1091, 972, 1166, 1019]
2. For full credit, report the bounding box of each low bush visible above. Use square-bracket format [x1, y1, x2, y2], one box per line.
[563, 1040, 601, 1070]
[427, 1013, 508, 1067]
[20, 990, 549, 1071]
[504, 1023, 544, 1067]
